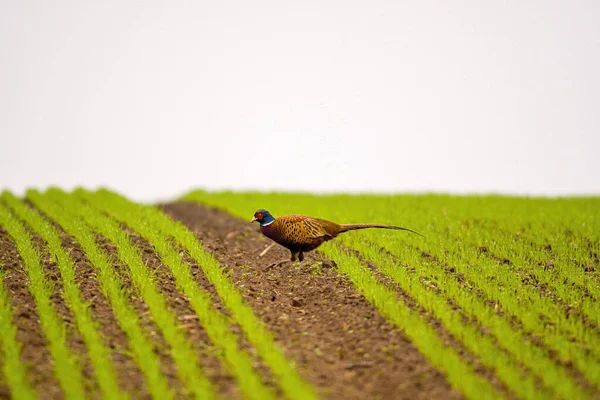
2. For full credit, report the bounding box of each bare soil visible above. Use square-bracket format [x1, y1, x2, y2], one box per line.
[0, 228, 61, 400]
[161, 202, 463, 400]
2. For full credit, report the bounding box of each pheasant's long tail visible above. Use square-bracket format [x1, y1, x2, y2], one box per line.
[339, 223, 425, 238]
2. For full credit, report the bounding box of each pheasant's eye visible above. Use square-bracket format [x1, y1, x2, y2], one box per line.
[256, 212, 263, 220]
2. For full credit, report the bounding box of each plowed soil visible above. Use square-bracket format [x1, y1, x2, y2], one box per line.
[0, 229, 61, 399]
[161, 202, 462, 400]
[0, 201, 463, 399]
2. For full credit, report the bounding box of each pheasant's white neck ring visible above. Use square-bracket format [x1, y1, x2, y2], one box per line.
[262, 220, 275, 226]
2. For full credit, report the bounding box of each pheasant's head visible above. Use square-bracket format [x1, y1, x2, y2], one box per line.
[251, 209, 275, 226]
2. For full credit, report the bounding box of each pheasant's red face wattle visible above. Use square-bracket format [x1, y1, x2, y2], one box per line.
[255, 212, 263, 221]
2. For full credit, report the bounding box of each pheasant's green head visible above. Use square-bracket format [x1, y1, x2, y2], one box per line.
[251, 209, 275, 226]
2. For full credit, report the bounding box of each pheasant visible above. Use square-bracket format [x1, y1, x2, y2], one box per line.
[251, 209, 423, 267]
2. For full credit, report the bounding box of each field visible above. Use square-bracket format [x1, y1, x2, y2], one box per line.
[0, 188, 598, 400]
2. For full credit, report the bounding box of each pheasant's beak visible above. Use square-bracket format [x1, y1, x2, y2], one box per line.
[251, 217, 257, 223]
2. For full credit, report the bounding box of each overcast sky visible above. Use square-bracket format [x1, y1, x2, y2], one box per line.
[1, 1, 599, 201]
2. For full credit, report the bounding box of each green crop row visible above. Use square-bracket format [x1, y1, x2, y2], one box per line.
[45, 188, 276, 400]
[416, 195, 600, 315]
[345, 231, 586, 399]
[0, 267, 37, 400]
[75, 188, 319, 400]
[364, 202, 600, 388]
[460, 217, 600, 325]
[439, 212, 600, 346]
[314, 198, 595, 398]
[3, 186, 594, 399]
[182, 190, 600, 399]
[0, 203, 86, 399]
[31, 188, 217, 399]
[348, 233, 591, 399]
[24, 190, 173, 399]
[248, 191, 600, 388]
[321, 245, 504, 400]
[2, 191, 127, 400]
[182, 190, 506, 400]
[444, 197, 600, 333]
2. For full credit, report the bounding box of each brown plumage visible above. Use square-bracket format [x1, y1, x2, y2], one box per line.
[251, 209, 423, 264]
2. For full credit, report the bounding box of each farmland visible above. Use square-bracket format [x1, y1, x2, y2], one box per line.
[0, 188, 598, 399]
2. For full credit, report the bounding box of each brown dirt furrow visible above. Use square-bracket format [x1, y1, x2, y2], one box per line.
[416, 246, 597, 394]
[22, 199, 247, 398]
[346, 241, 520, 398]
[30, 234, 99, 399]
[161, 201, 463, 400]
[58, 232, 149, 398]
[476, 244, 598, 332]
[173, 241, 281, 395]
[473, 223, 600, 298]
[92, 234, 187, 398]
[0, 380, 8, 399]
[124, 230, 244, 398]
[20, 200, 153, 398]
[0, 228, 62, 399]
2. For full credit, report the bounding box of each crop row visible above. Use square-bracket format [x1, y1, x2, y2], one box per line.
[0, 200, 86, 399]
[20, 189, 173, 399]
[0, 266, 36, 400]
[345, 196, 600, 387]
[52, 187, 281, 400]
[419, 221, 600, 381]
[0, 189, 318, 399]
[30, 188, 221, 398]
[2, 187, 596, 400]
[182, 191, 507, 399]
[183, 190, 600, 400]
[3, 191, 128, 399]
[75, 188, 318, 400]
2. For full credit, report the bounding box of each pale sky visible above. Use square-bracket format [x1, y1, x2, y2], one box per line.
[1, 1, 599, 201]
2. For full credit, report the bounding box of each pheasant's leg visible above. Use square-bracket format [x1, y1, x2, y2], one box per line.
[298, 252, 305, 262]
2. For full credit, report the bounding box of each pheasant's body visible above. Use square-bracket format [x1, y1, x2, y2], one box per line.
[260, 215, 341, 257]
[252, 210, 423, 263]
